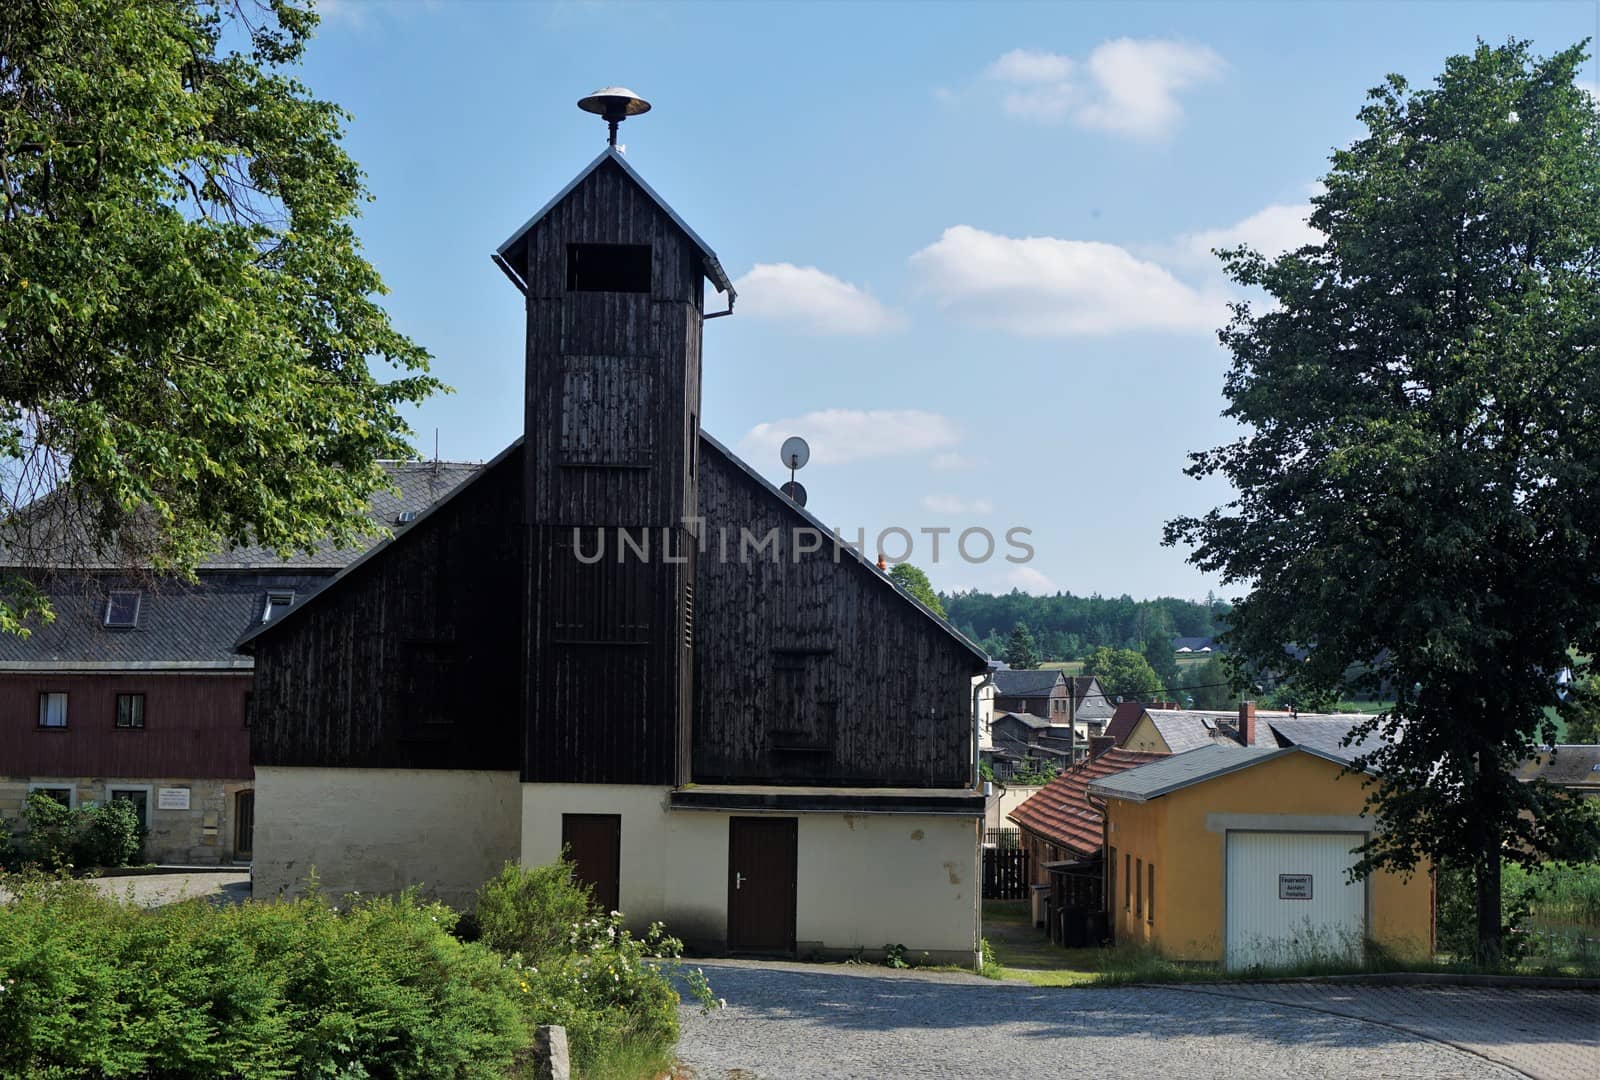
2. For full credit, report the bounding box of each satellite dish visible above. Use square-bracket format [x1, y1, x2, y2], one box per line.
[780, 436, 810, 471]
[780, 481, 808, 507]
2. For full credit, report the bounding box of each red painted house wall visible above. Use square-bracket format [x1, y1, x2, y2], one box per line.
[0, 673, 252, 779]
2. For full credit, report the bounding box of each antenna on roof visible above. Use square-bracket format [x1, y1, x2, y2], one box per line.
[577, 87, 652, 149]
[779, 436, 809, 507]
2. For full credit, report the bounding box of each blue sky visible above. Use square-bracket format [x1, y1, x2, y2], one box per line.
[301, 0, 1600, 602]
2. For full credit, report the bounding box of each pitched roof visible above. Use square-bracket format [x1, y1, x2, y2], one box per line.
[492, 147, 734, 299]
[993, 669, 1064, 697]
[241, 431, 990, 667]
[1008, 748, 1167, 857]
[1514, 745, 1600, 789]
[1088, 742, 1370, 803]
[1069, 675, 1114, 717]
[1267, 715, 1387, 760]
[993, 710, 1051, 731]
[1104, 701, 1147, 745]
[0, 461, 481, 573]
[0, 572, 326, 669]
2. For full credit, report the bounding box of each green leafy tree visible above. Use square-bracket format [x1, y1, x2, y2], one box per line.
[1563, 672, 1600, 743]
[1165, 40, 1600, 962]
[0, 1, 441, 629]
[1081, 646, 1162, 702]
[888, 562, 946, 618]
[1004, 621, 1039, 669]
[1182, 655, 1236, 710]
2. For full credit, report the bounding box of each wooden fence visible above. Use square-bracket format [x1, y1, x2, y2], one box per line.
[982, 847, 1030, 900]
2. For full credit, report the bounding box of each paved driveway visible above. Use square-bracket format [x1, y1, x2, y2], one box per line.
[86, 871, 250, 908]
[676, 961, 1596, 1079]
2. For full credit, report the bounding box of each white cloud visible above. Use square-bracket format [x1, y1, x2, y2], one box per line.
[1007, 566, 1059, 593]
[731, 263, 904, 335]
[981, 38, 1223, 138]
[1174, 202, 1323, 267]
[921, 495, 994, 515]
[910, 225, 1227, 336]
[1076, 39, 1225, 138]
[987, 48, 1072, 84]
[931, 452, 977, 472]
[741, 409, 961, 466]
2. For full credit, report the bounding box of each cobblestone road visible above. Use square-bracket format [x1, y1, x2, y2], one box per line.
[676, 961, 1592, 1079]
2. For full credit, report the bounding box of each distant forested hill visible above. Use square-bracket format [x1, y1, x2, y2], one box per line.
[942, 589, 1228, 664]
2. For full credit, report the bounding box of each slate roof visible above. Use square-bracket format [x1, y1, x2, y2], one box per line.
[1514, 745, 1600, 790]
[1141, 709, 1280, 751]
[0, 462, 481, 573]
[993, 710, 1051, 731]
[1268, 715, 1387, 761]
[1009, 748, 1167, 857]
[993, 669, 1065, 698]
[0, 572, 321, 668]
[0, 462, 482, 668]
[1088, 743, 1372, 803]
[493, 146, 735, 300]
[1069, 675, 1114, 719]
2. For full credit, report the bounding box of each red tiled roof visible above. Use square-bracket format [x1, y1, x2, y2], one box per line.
[1007, 748, 1167, 857]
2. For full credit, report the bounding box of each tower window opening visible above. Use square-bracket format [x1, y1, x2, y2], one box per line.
[566, 243, 651, 293]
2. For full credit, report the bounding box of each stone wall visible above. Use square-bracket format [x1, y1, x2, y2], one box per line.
[0, 775, 253, 865]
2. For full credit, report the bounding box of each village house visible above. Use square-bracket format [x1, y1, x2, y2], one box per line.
[0, 464, 477, 864]
[240, 128, 991, 967]
[1089, 738, 1434, 970]
[1115, 704, 1379, 755]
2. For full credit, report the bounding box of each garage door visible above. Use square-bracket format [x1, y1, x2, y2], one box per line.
[1225, 831, 1366, 971]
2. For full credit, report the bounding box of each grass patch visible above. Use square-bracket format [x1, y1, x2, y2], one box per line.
[982, 898, 1600, 988]
[579, 1033, 676, 1080]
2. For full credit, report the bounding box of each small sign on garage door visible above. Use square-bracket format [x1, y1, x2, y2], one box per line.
[1278, 873, 1313, 900]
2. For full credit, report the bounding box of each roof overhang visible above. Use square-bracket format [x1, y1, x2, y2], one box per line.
[493, 147, 735, 302]
[669, 785, 984, 816]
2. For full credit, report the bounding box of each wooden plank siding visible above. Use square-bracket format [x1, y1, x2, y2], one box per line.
[519, 155, 702, 787]
[692, 441, 986, 788]
[249, 454, 524, 770]
[0, 672, 251, 778]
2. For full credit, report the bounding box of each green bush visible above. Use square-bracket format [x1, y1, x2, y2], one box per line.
[16, 794, 142, 870]
[474, 859, 595, 965]
[0, 871, 529, 1079]
[474, 861, 717, 1076]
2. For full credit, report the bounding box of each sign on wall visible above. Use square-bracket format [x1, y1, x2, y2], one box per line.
[157, 787, 191, 811]
[1278, 873, 1313, 900]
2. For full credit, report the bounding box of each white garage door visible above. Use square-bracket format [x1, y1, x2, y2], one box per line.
[1225, 831, 1366, 971]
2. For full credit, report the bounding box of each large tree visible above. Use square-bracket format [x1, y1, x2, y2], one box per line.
[1003, 622, 1039, 669]
[1081, 645, 1162, 702]
[0, 0, 440, 629]
[1166, 40, 1600, 961]
[888, 562, 946, 619]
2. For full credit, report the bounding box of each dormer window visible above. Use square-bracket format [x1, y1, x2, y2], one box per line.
[396, 510, 417, 524]
[103, 589, 142, 629]
[261, 590, 294, 624]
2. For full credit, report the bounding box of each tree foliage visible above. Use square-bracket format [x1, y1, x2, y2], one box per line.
[1081, 645, 1163, 702]
[1004, 621, 1039, 669]
[1165, 40, 1600, 960]
[888, 562, 946, 618]
[0, 1, 440, 626]
[945, 589, 1226, 663]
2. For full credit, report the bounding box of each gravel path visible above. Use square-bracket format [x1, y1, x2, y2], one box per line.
[86, 871, 250, 908]
[675, 961, 1548, 1079]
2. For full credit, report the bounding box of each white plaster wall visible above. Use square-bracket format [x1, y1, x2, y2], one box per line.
[986, 784, 1042, 832]
[520, 785, 980, 966]
[974, 676, 995, 750]
[253, 767, 521, 910]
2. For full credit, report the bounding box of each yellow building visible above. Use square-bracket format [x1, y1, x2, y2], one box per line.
[1088, 744, 1433, 970]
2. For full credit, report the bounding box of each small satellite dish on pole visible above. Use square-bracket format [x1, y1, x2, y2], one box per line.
[780, 436, 810, 472]
[778, 436, 810, 506]
[578, 87, 652, 148]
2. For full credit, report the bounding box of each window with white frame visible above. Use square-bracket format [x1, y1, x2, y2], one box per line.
[38, 691, 67, 728]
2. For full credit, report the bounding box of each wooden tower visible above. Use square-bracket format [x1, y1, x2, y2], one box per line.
[495, 144, 734, 786]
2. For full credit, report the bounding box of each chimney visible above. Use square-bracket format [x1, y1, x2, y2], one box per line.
[1088, 734, 1114, 759]
[876, 553, 888, 571]
[1239, 700, 1257, 747]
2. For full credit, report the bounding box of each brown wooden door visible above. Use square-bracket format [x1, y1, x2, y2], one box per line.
[234, 790, 254, 860]
[727, 817, 797, 955]
[562, 813, 622, 913]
